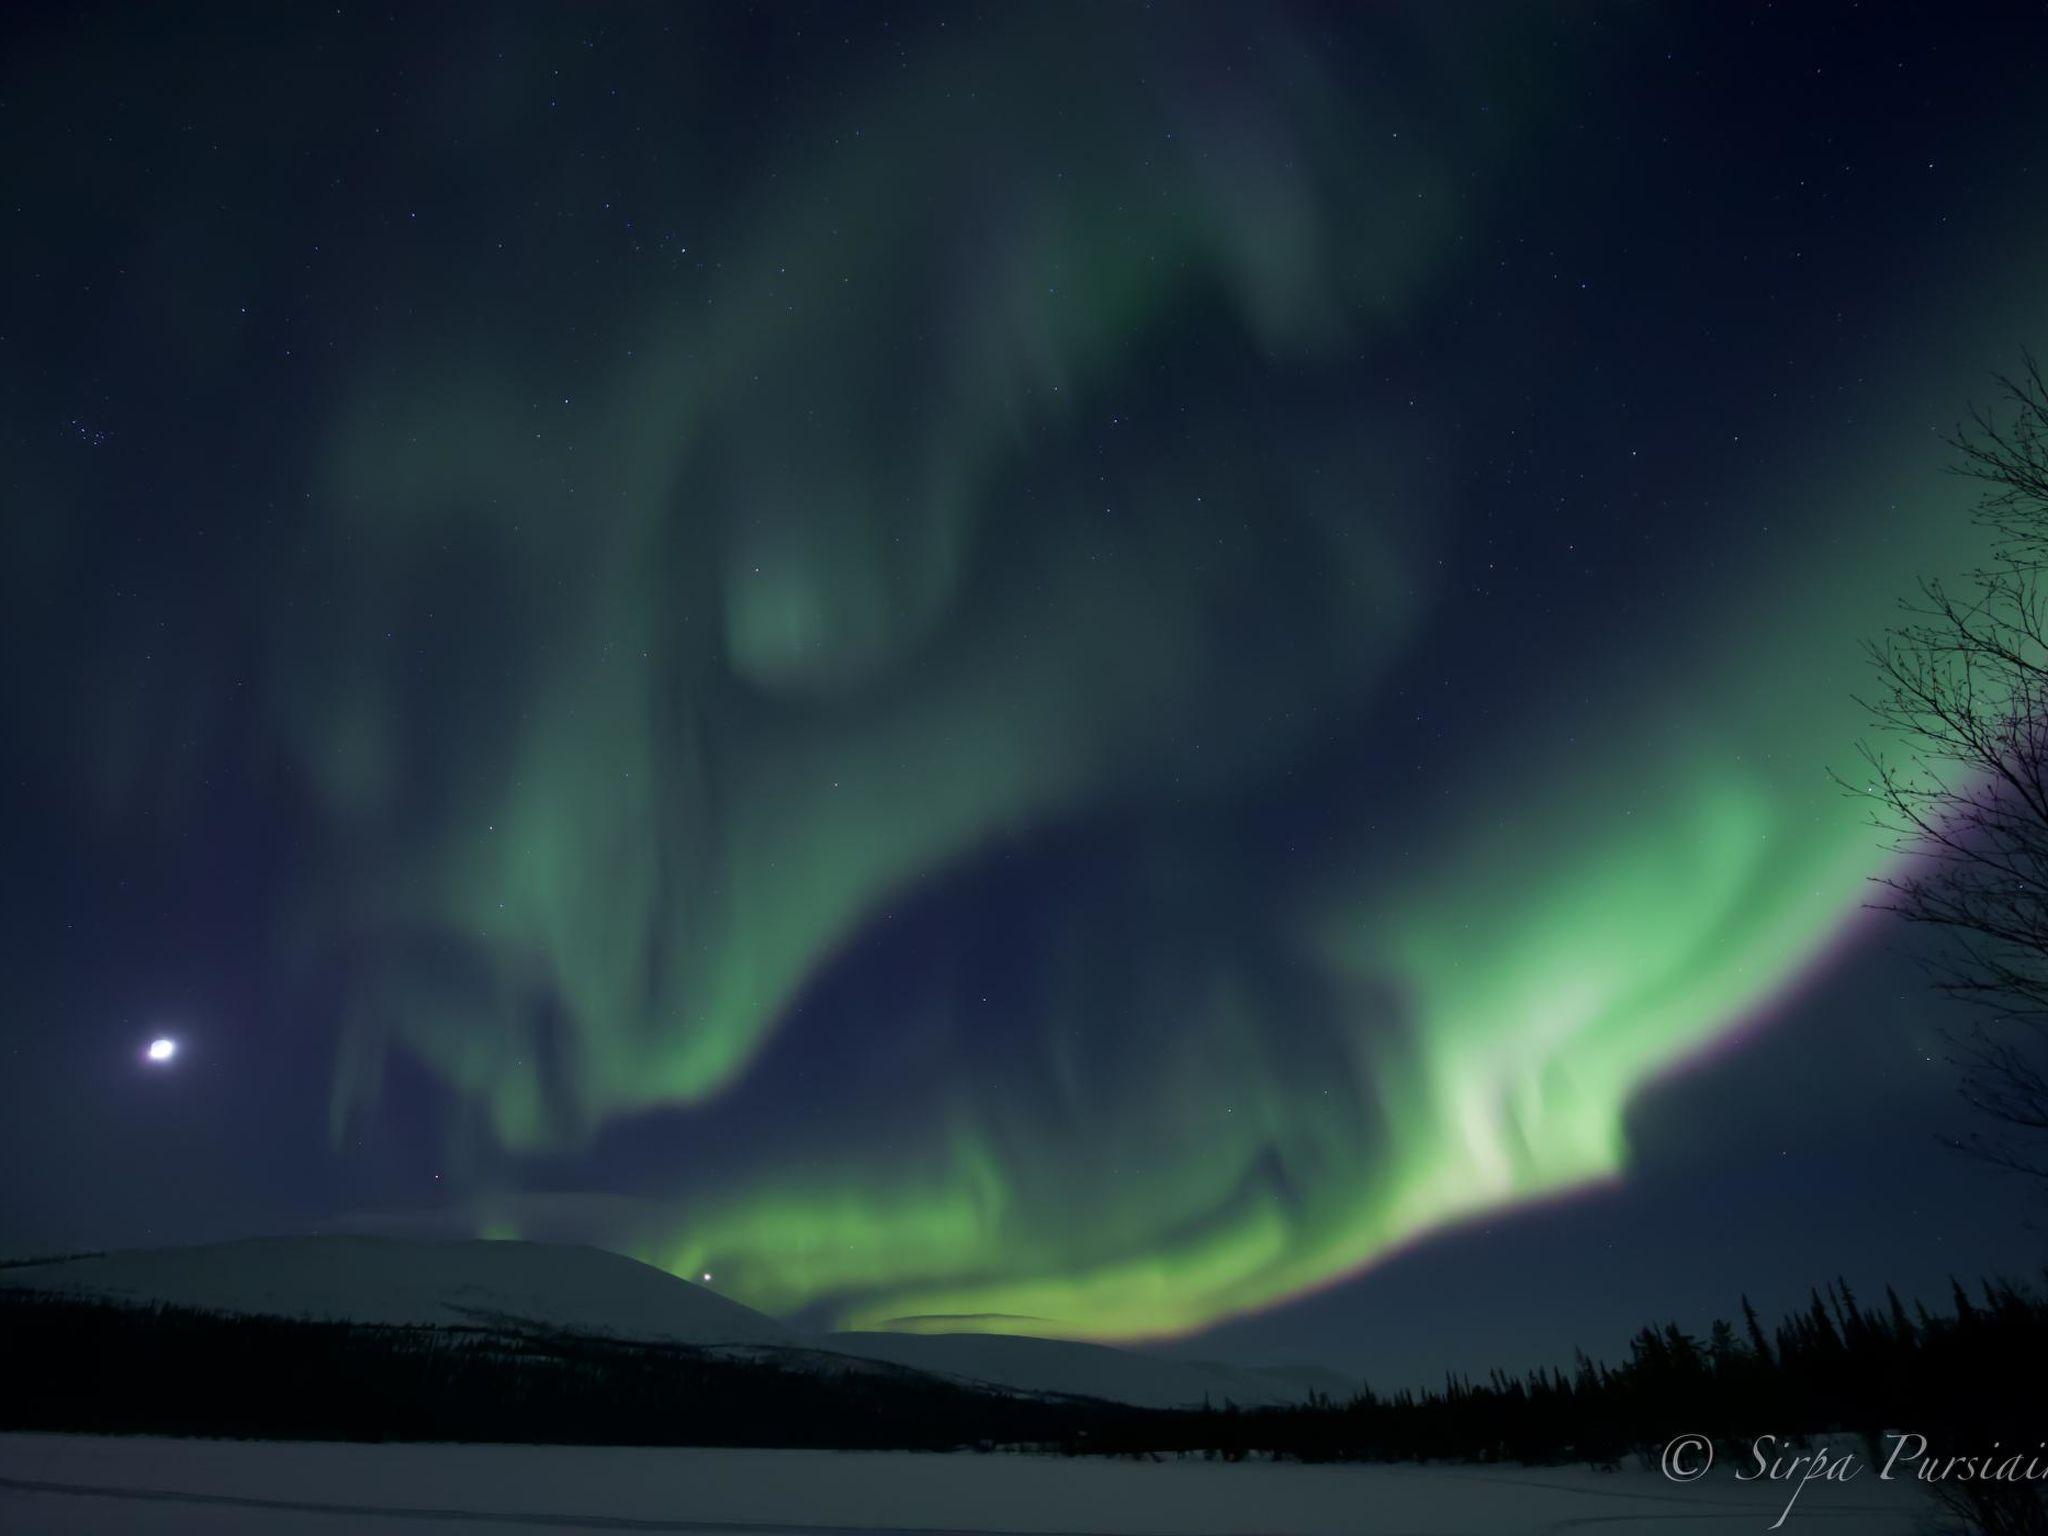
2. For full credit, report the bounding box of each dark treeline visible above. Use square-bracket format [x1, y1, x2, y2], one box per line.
[0, 1291, 1114, 1449]
[3, 1274, 2043, 1464]
[1098, 1274, 2048, 1466]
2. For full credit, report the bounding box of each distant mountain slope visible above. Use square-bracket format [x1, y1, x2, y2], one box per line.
[0, 1237, 791, 1346]
[820, 1330, 1340, 1410]
[0, 1236, 1343, 1409]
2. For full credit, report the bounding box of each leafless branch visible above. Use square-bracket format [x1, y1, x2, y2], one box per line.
[1854, 354, 2048, 1184]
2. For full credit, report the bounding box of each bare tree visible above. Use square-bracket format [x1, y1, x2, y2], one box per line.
[1851, 354, 2048, 1181]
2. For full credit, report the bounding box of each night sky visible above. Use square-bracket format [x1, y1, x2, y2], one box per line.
[4, 3, 2046, 1388]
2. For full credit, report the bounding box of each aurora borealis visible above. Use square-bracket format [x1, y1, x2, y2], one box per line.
[5, 3, 2047, 1368]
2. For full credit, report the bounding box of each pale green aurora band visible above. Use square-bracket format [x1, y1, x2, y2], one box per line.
[275, 16, 2045, 1340]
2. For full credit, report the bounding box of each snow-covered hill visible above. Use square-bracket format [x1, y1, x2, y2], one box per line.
[0, 1236, 791, 1346]
[821, 1329, 1342, 1410]
[0, 1236, 1346, 1409]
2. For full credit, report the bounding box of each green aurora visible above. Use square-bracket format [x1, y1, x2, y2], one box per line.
[13, 8, 2038, 1342]
[309, 22, 2032, 1340]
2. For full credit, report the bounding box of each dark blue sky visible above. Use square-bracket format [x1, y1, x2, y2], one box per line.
[3, 2, 2044, 1379]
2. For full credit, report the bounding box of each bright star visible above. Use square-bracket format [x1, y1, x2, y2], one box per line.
[146, 1038, 176, 1063]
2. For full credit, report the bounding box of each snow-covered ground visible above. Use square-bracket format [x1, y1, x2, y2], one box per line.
[0, 1434, 1934, 1534]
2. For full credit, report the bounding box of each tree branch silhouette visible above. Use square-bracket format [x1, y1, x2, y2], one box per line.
[1848, 354, 2048, 1181]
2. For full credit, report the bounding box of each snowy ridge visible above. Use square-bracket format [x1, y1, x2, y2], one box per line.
[0, 1236, 791, 1346]
[820, 1330, 1343, 1410]
[0, 1236, 1347, 1409]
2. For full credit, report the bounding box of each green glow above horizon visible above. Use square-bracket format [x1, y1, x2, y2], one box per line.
[244, 13, 2047, 1341]
[640, 666, 1932, 1342]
